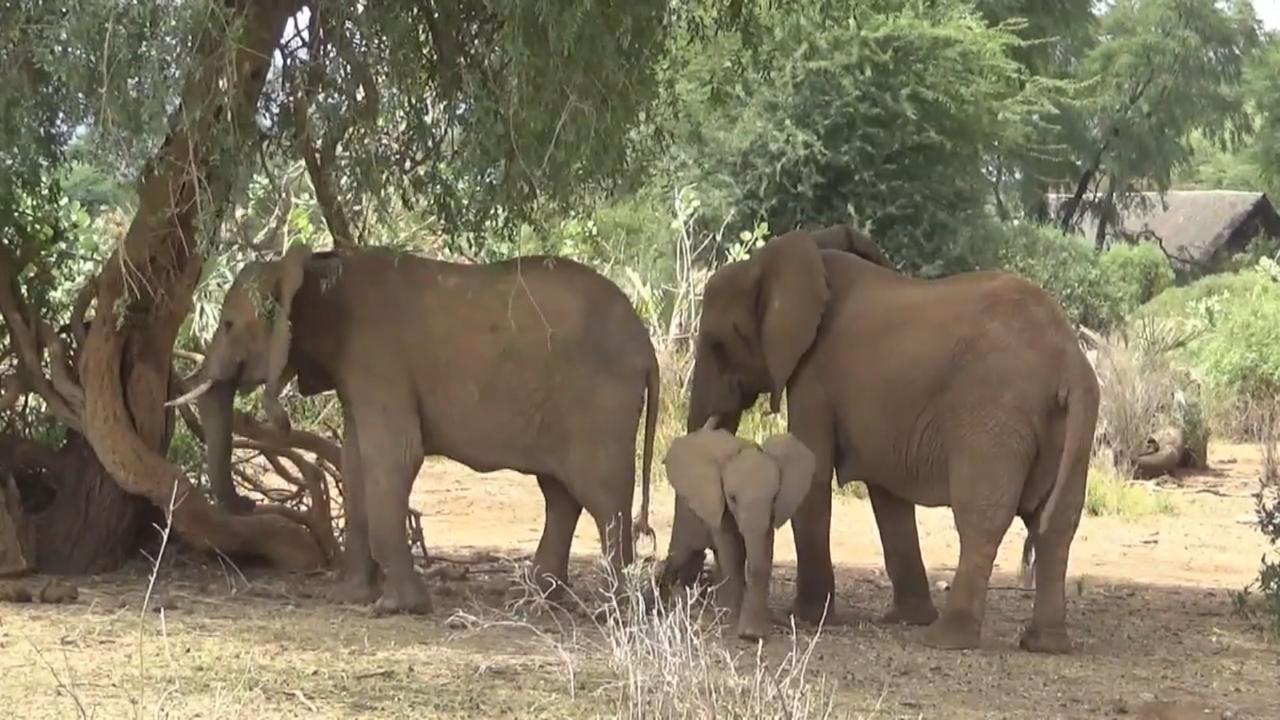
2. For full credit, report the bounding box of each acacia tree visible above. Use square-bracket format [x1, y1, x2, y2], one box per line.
[0, 0, 756, 575]
[1052, 0, 1262, 245]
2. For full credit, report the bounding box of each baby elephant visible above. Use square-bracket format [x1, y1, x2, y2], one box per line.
[663, 421, 815, 641]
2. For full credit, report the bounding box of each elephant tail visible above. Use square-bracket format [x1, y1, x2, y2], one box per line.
[1038, 356, 1101, 536]
[1039, 356, 1100, 535]
[634, 352, 660, 549]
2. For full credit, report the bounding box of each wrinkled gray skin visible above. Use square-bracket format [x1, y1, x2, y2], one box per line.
[663, 224, 1100, 653]
[663, 422, 815, 640]
[173, 245, 659, 616]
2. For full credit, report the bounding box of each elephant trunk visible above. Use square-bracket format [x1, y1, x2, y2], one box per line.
[737, 524, 776, 641]
[660, 496, 713, 593]
[197, 379, 254, 513]
[686, 357, 743, 434]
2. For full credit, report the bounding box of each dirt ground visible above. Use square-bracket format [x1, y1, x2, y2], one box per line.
[2, 442, 1279, 719]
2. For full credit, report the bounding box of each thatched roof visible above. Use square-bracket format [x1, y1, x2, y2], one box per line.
[1047, 190, 1280, 269]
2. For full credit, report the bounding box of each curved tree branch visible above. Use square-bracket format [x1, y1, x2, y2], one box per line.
[0, 248, 82, 430]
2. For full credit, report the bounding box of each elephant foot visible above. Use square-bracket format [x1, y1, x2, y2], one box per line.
[922, 613, 981, 651]
[878, 599, 939, 626]
[1018, 625, 1073, 654]
[736, 613, 770, 642]
[791, 593, 837, 627]
[372, 576, 433, 617]
[326, 578, 381, 606]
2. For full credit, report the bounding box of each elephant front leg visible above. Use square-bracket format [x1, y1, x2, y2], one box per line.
[867, 485, 937, 626]
[710, 519, 747, 632]
[327, 410, 381, 606]
[787, 401, 837, 626]
[354, 408, 432, 616]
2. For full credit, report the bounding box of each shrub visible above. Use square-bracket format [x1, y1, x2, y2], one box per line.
[1086, 319, 1210, 475]
[451, 559, 838, 719]
[1231, 398, 1280, 639]
[1133, 265, 1280, 437]
[1098, 241, 1175, 313]
[982, 220, 1127, 331]
[1085, 451, 1179, 518]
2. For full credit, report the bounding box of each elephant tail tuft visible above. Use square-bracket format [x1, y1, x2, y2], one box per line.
[1038, 355, 1101, 536]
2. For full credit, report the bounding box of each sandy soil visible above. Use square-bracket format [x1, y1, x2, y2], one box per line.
[1, 442, 1278, 718]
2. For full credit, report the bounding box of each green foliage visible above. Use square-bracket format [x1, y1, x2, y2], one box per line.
[1134, 265, 1280, 432]
[1246, 36, 1280, 191]
[665, 0, 1066, 274]
[1085, 459, 1179, 518]
[1098, 241, 1176, 312]
[984, 220, 1126, 329]
[1038, 0, 1262, 236]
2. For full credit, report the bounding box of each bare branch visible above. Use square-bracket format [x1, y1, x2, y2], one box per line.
[0, 249, 81, 430]
[232, 411, 341, 468]
[38, 322, 84, 414]
[67, 276, 96, 351]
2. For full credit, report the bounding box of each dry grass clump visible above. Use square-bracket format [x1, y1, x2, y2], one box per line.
[449, 557, 840, 720]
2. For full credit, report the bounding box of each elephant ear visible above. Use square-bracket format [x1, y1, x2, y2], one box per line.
[762, 433, 817, 529]
[262, 243, 313, 432]
[754, 230, 830, 413]
[663, 428, 746, 530]
[809, 224, 893, 269]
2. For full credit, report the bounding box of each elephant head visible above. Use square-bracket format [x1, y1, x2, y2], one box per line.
[663, 420, 816, 640]
[167, 244, 315, 513]
[686, 228, 830, 432]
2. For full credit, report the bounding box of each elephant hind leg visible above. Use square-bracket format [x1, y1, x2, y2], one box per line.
[528, 474, 582, 597]
[1019, 463, 1086, 654]
[867, 485, 938, 626]
[923, 449, 1025, 651]
[566, 461, 636, 580]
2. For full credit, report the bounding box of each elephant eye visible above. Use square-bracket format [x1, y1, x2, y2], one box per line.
[223, 320, 234, 332]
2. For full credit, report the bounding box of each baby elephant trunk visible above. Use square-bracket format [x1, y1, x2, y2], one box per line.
[736, 525, 776, 641]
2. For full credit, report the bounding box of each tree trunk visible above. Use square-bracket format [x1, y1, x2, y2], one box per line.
[0, 432, 155, 574]
[74, 0, 324, 573]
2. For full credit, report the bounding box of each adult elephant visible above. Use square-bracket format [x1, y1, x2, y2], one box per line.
[662, 226, 1099, 652]
[171, 244, 660, 615]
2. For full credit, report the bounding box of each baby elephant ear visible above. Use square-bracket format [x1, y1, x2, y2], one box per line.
[664, 428, 745, 530]
[762, 433, 817, 529]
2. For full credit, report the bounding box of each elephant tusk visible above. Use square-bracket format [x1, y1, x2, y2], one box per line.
[166, 378, 215, 407]
[701, 415, 719, 431]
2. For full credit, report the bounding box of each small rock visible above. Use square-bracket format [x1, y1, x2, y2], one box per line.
[38, 579, 79, 604]
[0, 584, 33, 603]
[148, 593, 179, 612]
[933, 580, 950, 592]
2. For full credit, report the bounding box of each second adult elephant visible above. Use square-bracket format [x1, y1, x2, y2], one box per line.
[171, 245, 660, 615]
[663, 226, 1100, 653]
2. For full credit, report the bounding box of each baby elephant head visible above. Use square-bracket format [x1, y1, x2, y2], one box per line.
[663, 422, 816, 640]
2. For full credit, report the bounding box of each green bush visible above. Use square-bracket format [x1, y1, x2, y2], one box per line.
[1099, 241, 1175, 313]
[981, 220, 1127, 331]
[1133, 264, 1280, 435]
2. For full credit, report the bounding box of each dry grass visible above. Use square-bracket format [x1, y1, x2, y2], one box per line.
[1083, 325, 1191, 478]
[449, 556, 842, 720]
[1085, 450, 1179, 519]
